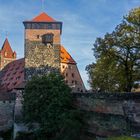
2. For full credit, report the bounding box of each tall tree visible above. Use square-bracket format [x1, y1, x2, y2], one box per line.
[86, 7, 140, 92]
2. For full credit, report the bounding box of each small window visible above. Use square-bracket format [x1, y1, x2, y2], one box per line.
[72, 80, 74, 84]
[37, 35, 40, 39]
[62, 65, 65, 69]
[66, 73, 68, 77]
[72, 73, 74, 78]
[3, 101, 6, 103]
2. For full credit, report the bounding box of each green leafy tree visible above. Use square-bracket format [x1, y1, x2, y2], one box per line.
[87, 7, 140, 92]
[23, 73, 83, 140]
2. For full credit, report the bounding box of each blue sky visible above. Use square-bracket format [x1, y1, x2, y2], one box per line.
[0, 0, 140, 89]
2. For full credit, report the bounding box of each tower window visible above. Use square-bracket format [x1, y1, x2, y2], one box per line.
[66, 73, 68, 77]
[37, 35, 40, 39]
[42, 33, 54, 44]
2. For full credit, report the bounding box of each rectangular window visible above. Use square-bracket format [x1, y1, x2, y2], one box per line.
[72, 73, 74, 78]
[37, 35, 40, 39]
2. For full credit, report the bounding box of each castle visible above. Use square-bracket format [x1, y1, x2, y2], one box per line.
[0, 12, 86, 93]
[0, 12, 86, 138]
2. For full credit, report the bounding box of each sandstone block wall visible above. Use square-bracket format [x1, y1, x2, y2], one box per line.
[73, 93, 140, 137]
[25, 29, 61, 44]
[0, 101, 14, 132]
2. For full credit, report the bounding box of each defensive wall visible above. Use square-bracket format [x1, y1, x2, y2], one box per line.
[1, 92, 140, 139]
[73, 92, 140, 138]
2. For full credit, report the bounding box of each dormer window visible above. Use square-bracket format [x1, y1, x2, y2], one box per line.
[42, 33, 54, 45]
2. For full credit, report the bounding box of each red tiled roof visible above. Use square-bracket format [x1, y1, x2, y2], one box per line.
[1, 38, 16, 58]
[32, 12, 56, 22]
[0, 58, 24, 91]
[0, 46, 76, 92]
[61, 46, 76, 64]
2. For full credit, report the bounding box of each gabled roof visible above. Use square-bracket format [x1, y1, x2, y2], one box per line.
[32, 12, 56, 22]
[61, 46, 76, 64]
[1, 38, 15, 58]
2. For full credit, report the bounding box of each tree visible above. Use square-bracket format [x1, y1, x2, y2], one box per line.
[86, 7, 140, 92]
[23, 73, 83, 140]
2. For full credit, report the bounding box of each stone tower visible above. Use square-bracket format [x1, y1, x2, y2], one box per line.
[23, 12, 62, 80]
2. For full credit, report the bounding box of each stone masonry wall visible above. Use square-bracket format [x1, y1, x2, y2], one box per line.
[25, 40, 60, 80]
[1, 92, 140, 139]
[25, 29, 61, 44]
[0, 101, 14, 132]
[73, 93, 140, 137]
